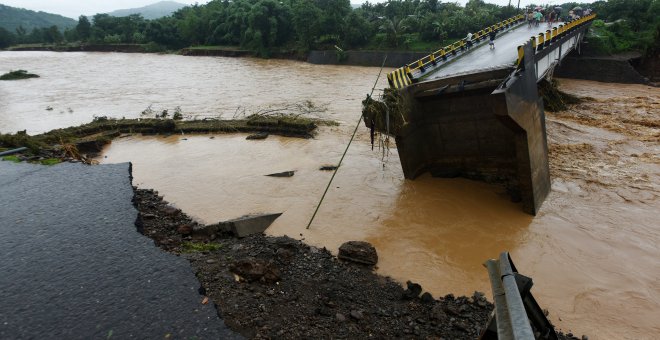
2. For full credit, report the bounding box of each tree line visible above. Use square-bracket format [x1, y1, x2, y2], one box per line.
[0, 0, 658, 56]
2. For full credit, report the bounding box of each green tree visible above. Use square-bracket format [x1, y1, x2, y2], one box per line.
[43, 25, 63, 43]
[292, 0, 322, 49]
[342, 11, 372, 48]
[76, 15, 91, 41]
[0, 27, 14, 48]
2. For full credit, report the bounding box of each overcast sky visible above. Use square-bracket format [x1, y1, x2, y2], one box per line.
[3, 0, 596, 19]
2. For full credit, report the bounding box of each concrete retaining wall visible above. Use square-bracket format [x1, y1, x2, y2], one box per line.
[555, 52, 649, 84]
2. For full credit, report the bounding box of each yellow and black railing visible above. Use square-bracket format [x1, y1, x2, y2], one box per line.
[387, 14, 526, 89]
[516, 13, 597, 68]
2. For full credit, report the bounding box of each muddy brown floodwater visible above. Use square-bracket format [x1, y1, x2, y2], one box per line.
[2, 52, 659, 339]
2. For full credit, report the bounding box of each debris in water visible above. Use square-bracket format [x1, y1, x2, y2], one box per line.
[319, 165, 338, 171]
[246, 132, 269, 140]
[266, 171, 295, 177]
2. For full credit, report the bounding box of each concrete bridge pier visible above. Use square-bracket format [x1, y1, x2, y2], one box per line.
[373, 44, 549, 214]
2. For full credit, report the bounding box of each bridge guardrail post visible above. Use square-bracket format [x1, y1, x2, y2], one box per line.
[537, 33, 544, 51]
[516, 45, 525, 70]
[480, 252, 559, 340]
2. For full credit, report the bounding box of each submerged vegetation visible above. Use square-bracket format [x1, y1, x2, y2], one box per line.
[0, 70, 39, 80]
[0, 113, 330, 165]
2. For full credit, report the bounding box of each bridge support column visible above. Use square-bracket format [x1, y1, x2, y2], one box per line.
[378, 45, 550, 214]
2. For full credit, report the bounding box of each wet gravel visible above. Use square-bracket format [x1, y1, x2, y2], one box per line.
[133, 188, 494, 339]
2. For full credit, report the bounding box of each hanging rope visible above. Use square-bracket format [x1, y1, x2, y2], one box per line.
[306, 55, 388, 230]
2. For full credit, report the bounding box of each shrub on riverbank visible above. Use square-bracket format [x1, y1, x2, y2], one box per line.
[0, 70, 39, 80]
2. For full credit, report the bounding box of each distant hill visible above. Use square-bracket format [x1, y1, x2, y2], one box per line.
[0, 4, 77, 32]
[107, 1, 187, 20]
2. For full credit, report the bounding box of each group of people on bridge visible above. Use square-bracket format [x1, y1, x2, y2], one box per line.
[526, 6, 591, 27]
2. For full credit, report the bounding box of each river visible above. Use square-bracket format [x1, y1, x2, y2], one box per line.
[1, 51, 658, 339]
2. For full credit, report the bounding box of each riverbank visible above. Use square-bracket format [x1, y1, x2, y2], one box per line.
[132, 186, 584, 339]
[0, 115, 328, 163]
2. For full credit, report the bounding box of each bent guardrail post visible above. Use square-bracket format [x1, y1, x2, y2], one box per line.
[480, 252, 557, 340]
[0, 147, 28, 157]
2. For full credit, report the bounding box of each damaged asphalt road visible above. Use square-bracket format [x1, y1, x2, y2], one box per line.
[0, 161, 240, 339]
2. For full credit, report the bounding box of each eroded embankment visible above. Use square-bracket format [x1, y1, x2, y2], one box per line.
[0, 115, 326, 163]
[132, 187, 506, 339]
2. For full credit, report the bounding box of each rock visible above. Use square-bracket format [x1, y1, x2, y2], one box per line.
[160, 205, 180, 216]
[177, 224, 193, 235]
[276, 248, 294, 261]
[319, 165, 338, 171]
[431, 304, 447, 320]
[402, 281, 422, 300]
[269, 237, 298, 250]
[206, 259, 217, 264]
[141, 213, 156, 220]
[445, 305, 461, 316]
[420, 292, 434, 303]
[337, 241, 378, 266]
[316, 307, 333, 317]
[229, 257, 281, 283]
[349, 310, 364, 320]
[246, 132, 268, 140]
[335, 313, 346, 322]
[266, 171, 295, 177]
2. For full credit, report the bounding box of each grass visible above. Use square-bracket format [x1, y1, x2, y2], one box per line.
[181, 242, 223, 253]
[39, 158, 61, 166]
[2, 155, 21, 162]
[0, 70, 40, 80]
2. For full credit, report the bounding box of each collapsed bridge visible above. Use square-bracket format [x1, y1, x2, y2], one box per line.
[364, 14, 596, 214]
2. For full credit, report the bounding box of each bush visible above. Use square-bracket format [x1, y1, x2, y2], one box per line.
[103, 34, 121, 44]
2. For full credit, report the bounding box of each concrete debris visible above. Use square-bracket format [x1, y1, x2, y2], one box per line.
[266, 171, 295, 177]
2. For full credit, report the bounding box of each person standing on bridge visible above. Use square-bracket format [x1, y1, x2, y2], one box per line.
[534, 10, 543, 27]
[488, 30, 496, 49]
[466, 32, 473, 49]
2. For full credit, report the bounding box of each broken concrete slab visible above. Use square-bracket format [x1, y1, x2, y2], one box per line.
[227, 213, 282, 238]
[266, 171, 295, 177]
[192, 213, 282, 239]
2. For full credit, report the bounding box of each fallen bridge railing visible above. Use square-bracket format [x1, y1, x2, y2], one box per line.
[387, 14, 526, 89]
[480, 252, 558, 340]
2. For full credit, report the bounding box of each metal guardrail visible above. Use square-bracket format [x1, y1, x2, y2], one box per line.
[387, 14, 526, 89]
[387, 13, 597, 90]
[516, 13, 597, 67]
[0, 147, 28, 157]
[480, 252, 558, 340]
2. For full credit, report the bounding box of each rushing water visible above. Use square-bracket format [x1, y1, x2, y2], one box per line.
[2, 52, 659, 339]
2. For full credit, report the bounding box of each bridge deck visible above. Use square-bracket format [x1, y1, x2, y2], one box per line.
[426, 22, 564, 80]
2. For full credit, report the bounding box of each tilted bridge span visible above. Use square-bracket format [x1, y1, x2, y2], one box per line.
[364, 14, 597, 214]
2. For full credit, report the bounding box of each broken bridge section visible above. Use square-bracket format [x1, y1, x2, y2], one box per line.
[366, 15, 595, 214]
[0, 161, 240, 339]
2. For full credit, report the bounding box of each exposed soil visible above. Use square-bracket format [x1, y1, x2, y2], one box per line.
[132, 188, 583, 339]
